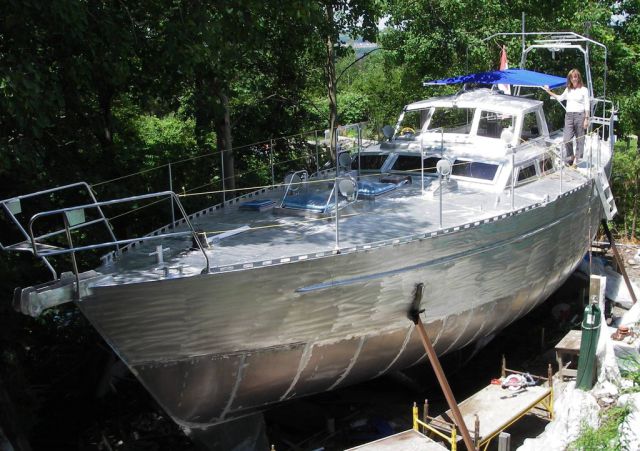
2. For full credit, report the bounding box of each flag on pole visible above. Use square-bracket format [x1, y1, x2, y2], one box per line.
[498, 45, 511, 95]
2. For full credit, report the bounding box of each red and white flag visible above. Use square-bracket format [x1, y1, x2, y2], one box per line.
[498, 45, 511, 95]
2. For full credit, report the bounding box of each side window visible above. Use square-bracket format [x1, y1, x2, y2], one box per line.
[540, 155, 554, 174]
[452, 160, 499, 181]
[521, 112, 541, 142]
[517, 163, 537, 184]
[392, 155, 422, 172]
[477, 112, 514, 138]
[422, 157, 440, 174]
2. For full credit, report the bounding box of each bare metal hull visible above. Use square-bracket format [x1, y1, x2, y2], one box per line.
[76, 182, 599, 428]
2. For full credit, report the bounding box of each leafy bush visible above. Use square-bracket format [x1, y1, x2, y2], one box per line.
[611, 137, 640, 241]
[569, 405, 630, 451]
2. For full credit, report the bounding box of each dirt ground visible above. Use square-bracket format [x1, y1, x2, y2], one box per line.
[613, 242, 640, 285]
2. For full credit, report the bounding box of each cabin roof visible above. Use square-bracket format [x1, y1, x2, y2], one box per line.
[405, 89, 542, 116]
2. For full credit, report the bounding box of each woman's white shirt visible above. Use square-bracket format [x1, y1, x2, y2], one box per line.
[556, 87, 590, 114]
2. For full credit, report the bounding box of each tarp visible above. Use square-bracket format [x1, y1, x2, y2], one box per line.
[424, 68, 566, 89]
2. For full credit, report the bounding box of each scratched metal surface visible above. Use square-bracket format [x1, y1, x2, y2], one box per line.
[76, 175, 601, 427]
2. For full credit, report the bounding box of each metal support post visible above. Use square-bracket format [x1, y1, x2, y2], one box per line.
[168, 162, 175, 227]
[334, 177, 340, 251]
[62, 214, 81, 300]
[498, 432, 511, 451]
[510, 146, 515, 210]
[270, 139, 275, 188]
[315, 130, 320, 174]
[601, 220, 637, 304]
[408, 283, 477, 451]
[421, 136, 425, 194]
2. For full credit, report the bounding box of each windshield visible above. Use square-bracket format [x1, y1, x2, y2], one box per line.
[477, 111, 514, 139]
[396, 110, 428, 139]
[427, 107, 475, 134]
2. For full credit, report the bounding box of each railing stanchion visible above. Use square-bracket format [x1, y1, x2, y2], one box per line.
[270, 139, 275, 188]
[357, 124, 362, 179]
[334, 174, 340, 251]
[559, 144, 564, 194]
[439, 171, 443, 229]
[315, 130, 320, 174]
[62, 213, 81, 300]
[168, 162, 175, 227]
[510, 145, 515, 211]
[421, 135, 425, 194]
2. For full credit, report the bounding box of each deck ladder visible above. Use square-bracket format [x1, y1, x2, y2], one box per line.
[595, 170, 617, 220]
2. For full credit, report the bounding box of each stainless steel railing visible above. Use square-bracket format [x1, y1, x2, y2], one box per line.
[27, 191, 210, 296]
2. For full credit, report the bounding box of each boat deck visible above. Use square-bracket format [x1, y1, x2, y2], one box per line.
[97, 168, 587, 285]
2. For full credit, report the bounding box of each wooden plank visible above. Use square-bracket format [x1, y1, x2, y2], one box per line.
[554, 330, 582, 354]
[345, 429, 449, 451]
[434, 384, 551, 442]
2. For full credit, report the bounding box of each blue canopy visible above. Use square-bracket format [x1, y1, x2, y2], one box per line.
[424, 68, 566, 89]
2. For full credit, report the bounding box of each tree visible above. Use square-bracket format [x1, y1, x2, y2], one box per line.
[315, 1, 380, 159]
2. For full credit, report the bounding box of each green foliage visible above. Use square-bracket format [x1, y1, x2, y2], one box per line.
[619, 353, 640, 392]
[611, 137, 640, 240]
[569, 405, 631, 451]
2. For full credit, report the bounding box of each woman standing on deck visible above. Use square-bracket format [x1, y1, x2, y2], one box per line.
[544, 69, 590, 166]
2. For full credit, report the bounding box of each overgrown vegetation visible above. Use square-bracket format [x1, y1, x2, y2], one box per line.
[569, 354, 640, 450]
[611, 137, 640, 242]
[569, 404, 631, 451]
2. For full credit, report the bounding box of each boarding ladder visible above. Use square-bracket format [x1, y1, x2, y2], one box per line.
[595, 170, 617, 220]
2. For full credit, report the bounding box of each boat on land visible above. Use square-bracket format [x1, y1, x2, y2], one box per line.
[0, 32, 618, 433]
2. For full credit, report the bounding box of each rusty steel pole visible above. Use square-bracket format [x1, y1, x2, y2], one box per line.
[408, 283, 478, 451]
[602, 220, 636, 304]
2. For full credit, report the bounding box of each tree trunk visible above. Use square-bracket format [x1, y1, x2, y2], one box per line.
[96, 88, 116, 170]
[194, 71, 215, 151]
[216, 90, 235, 192]
[632, 175, 638, 241]
[324, 4, 338, 162]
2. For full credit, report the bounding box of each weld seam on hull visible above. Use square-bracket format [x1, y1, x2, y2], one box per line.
[219, 353, 247, 420]
[375, 324, 415, 378]
[280, 342, 313, 401]
[328, 335, 365, 391]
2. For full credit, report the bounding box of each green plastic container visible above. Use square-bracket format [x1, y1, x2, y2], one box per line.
[576, 303, 601, 390]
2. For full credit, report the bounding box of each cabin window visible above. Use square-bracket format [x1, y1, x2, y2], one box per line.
[517, 163, 537, 183]
[540, 155, 554, 174]
[521, 112, 542, 142]
[397, 110, 427, 137]
[392, 155, 422, 172]
[452, 160, 498, 181]
[428, 107, 474, 135]
[477, 112, 514, 139]
[422, 157, 440, 174]
[352, 154, 388, 171]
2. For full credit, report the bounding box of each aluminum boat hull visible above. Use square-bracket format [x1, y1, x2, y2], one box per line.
[76, 181, 599, 428]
